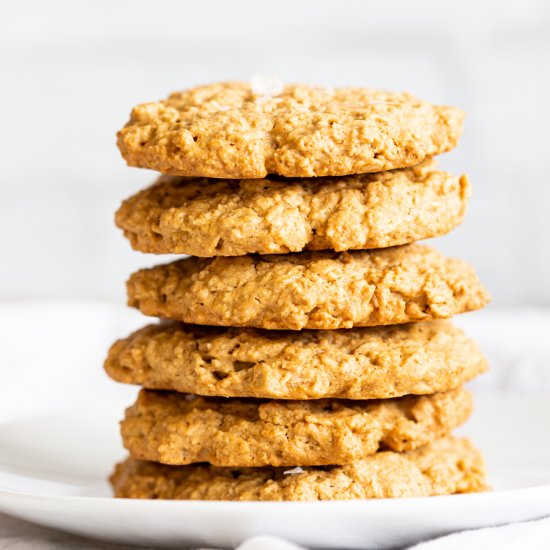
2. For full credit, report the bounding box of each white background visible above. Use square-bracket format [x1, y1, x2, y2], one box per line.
[1, 0, 549, 305]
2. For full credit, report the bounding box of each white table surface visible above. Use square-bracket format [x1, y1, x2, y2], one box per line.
[0, 512, 150, 550]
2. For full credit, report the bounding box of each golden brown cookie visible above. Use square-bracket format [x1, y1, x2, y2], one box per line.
[116, 160, 470, 256]
[126, 244, 490, 330]
[110, 436, 486, 500]
[120, 388, 472, 467]
[116, 81, 464, 179]
[105, 321, 487, 400]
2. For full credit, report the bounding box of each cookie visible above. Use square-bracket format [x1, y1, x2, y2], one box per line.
[116, 81, 464, 179]
[110, 436, 486, 500]
[121, 387, 472, 467]
[126, 244, 490, 330]
[105, 321, 487, 400]
[116, 159, 470, 256]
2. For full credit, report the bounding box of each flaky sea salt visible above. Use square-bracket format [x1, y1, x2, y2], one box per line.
[283, 467, 305, 475]
[184, 394, 197, 401]
[250, 75, 284, 97]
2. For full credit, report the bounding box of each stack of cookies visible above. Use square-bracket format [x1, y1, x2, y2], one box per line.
[105, 81, 490, 501]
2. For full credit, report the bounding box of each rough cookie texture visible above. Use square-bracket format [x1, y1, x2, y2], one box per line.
[116, 159, 470, 256]
[126, 244, 490, 330]
[121, 388, 472, 467]
[105, 321, 487, 400]
[110, 436, 486, 500]
[116, 81, 465, 179]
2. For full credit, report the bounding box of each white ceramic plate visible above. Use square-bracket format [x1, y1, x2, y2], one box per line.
[0, 303, 549, 548]
[1, 394, 550, 548]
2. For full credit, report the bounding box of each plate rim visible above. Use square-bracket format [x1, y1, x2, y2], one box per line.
[1, 482, 550, 508]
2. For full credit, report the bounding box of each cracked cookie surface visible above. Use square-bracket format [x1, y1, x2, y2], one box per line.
[116, 159, 470, 256]
[120, 387, 472, 467]
[105, 321, 487, 399]
[110, 436, 486, 500]
[126, 244, 490, 330]
[117, 81, 464, 178]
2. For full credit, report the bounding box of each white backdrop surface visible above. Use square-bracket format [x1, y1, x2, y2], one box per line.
[1, 0, 549, 304]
